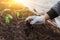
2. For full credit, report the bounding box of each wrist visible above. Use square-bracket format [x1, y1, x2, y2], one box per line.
[43, 13, 50, 20]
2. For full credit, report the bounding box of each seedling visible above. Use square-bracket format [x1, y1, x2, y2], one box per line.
[5, 14, 13, 24]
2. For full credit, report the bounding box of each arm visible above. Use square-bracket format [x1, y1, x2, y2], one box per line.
[25, 1, 60, 24]
[44, 1, 60, 20]
[44, 9, 59, 20]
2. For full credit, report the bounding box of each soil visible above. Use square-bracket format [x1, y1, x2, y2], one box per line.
[0, 8, 60, 40]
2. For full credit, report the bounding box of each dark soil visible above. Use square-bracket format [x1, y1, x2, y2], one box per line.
[0, 9, 60, 40]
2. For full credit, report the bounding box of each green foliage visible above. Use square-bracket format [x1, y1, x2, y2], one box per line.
[15, 11, 20, 17]
[5, 14, 13, 24]
[7, 14, 13, 19]
[5, 16, 10, 24]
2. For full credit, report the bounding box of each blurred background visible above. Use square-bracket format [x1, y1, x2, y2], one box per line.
[0, 0, 60, 14]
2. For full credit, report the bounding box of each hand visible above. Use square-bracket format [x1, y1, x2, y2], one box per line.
[25, 16, 45, 24]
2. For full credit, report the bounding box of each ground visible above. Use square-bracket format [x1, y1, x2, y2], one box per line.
[0, 8, 60, 40]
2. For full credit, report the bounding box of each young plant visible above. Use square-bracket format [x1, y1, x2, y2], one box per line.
[5, 14, 13, 24]
[15, 11, 20, 17]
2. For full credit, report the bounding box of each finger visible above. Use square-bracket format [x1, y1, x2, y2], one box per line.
[30, 19, 37, 24]
[25, 17, 32, 21]
[25, 16, 35, 21]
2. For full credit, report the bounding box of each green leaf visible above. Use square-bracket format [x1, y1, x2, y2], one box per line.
[15, 11, 20, 17]
[7, 14, 13, 19]
[5, 14, 13, 24]
[5, 15, 10, 24]
[16, 12, 20, 17]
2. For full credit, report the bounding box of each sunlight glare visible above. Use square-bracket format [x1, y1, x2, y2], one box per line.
[13, 0, 26, 4]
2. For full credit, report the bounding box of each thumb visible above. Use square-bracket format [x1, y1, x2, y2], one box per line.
[30, 19, 37, 24]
